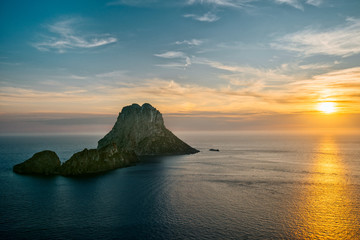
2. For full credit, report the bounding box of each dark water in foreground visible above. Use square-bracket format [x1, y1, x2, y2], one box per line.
[0, 132, 360, 239]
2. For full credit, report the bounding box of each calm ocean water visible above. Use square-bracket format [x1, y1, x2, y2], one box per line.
[0, 132, 359, 239]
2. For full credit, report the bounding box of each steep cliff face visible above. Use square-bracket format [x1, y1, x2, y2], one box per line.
[60, 144, 138, 176]
[97, 103, 199, 155]
[13, 150, 61, 175]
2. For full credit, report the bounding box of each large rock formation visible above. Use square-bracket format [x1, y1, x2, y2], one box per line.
[60, 144, 138, 176]
[98, 103, 199, 155]
[13, 103, 198, 176]
[13, 150, 61, 175]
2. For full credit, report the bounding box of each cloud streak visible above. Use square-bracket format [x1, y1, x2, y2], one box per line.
[107, 0, 158, 6]
[187, 0, 253, 8]
[193, 57, 294, 84]
[154, 51, 186, 58]
[155, 51, 191, 68]
[175, 39, 203, 46]
[33, 18, 117, 53]
[274, 0, 303, 10]
[273, 18, 360, 57]
[183, 12, 220, 22]
[274, 0, 322, 10]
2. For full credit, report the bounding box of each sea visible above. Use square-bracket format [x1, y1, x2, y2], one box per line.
[0, 132, 359, 239]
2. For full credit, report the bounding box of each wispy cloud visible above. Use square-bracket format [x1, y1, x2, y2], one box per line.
[154, 51, 191, 68]
[185, 57, 192, 67]
[186, 0, 252, 8]
[107, 0, 158, 6]
[155, 63, 189, 69]
[273, 0, 322, 10]
[193, 57, 293, 84]
[183, 12, 219, 22]
[273, 18, 360, 57]
[175, 39, 203, 46]
[33, 18, 117, 53]
[0, 61, 21, 66]
[298, 62, 338, 70]
[308, 67, 360, 89]
[305, 0, 322, 7]
[95, 70, 129, 79]
[274, 0, 303, 10]
[154, 51, 186, 58]
[68, 75, 87, 80]
[194, 58, 253, 72]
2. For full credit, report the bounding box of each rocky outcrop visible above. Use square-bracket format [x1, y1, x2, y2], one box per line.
[13, 103, 198, 176]
[98, 103, 199, 155]
[60, 144, 138, 176]
[13, 150, 61, 175]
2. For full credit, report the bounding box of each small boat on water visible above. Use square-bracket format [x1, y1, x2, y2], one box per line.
[209, 148, 219, 152]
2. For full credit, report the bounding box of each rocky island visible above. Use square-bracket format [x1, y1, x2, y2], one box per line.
[13, 150, 61, 175]
[98, 103, 198, 155]
[13, 103, 199, 176]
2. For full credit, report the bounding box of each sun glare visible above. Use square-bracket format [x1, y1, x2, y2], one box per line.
[318, 102, 336, 114]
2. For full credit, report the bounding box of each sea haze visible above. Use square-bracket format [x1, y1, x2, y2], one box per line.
[1, 132, 360, 239]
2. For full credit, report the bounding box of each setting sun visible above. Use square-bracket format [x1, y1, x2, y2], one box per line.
[318, 102, 336, 114]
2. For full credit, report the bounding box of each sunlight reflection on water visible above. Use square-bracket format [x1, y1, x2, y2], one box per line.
[291, 136, 359, 239]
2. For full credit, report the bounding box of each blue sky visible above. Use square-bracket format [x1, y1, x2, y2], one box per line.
[1, 0, 360, 133]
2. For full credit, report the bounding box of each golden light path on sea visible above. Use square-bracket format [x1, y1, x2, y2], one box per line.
[291, 136, 358, 239]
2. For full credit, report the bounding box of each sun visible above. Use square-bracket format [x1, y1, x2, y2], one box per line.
[318, 102, 336, 114]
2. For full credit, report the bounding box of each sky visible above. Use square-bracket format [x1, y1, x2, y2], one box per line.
[0, 0, 360, 134]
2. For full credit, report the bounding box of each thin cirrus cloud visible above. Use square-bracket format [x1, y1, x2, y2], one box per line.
[107, 0, 159, 6]
[154, 51, 191, 68]
[33, 18, 117, 53]
[305, 0, 322, 6]
[274, 0, 322, 10]
[193, 57, 294, 86]
[273, 18, 360, 57]
[183, 12, 220, 22]
[108, 0, 253, 8]
[186, 0, 253, 8]
[154, 51, 186, 58]
[175, 39, 203, 46]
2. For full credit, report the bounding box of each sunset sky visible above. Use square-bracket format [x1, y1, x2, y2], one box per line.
[1, 0, 359, 134]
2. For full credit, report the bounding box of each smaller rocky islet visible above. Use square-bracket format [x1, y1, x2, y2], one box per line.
[13, 103, 199, 176]
[13, 150, 61, 175]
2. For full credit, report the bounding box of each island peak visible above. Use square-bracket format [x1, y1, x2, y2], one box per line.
[98, 103, 199, 156]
